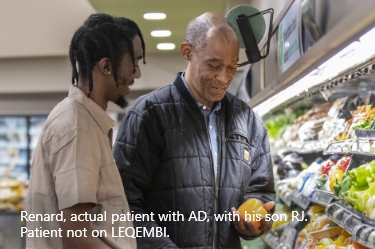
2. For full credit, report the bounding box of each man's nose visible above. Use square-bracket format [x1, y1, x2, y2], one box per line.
[216, 68, 233, 84]
[134, 66, 141, 79]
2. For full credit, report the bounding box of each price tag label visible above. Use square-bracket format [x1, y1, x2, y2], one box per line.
[370, 140, 375, 154]
[343, 142, 350, 152]
[333, 208, 343, 222]
[337, 143, 343, 153]
[351, 141, 358, 152]
[359, 227, 372, 244]
[367, 230, 375, 245]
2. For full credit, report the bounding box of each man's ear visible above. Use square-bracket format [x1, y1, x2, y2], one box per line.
[98, 57, 112, 76]
[181, 42, 192, 61]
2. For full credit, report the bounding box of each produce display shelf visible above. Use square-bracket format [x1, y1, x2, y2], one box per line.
[276, 211, 309, 249]
[324, 139, 375, 155]
[291, 192, 310, 210]
[325, 201, 361, 234]
[352, 224, 375, 248]
[263, 231, 280, 249]
[281, 139, 375, 156]
[279, 189, 321, 209]
[0, 142, 27, 149]
[278, 188, 294, 207]
[280, 189, 334, 209]
[284, 140, 326, 154]
[276, 181, 294, 207]
[310, 190, 335, 207]
[277, 226, 296, 249]
[326, 200, 375, 248]
[0, 129, 26, 134]
[0, 159, 27, 165]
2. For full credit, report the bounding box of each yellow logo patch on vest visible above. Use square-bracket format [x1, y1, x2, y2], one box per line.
[244, 149, 249, 161]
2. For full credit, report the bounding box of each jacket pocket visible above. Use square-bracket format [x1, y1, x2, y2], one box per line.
[226, 133, 250, 147]
[100, 163, 124, 206]
[225, 133, 251, 164]
[225, 133, 253, 194]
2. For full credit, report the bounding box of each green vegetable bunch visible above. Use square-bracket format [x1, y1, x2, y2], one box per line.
[265, 114, 295, 140]
[333, 173, 350, 199]
[316, 175, 327, 190]
[346, 182, 375, 213]
[352, 117, 375, 130]
[345, 160, 375, 213]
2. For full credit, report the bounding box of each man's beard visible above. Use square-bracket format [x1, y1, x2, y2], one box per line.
[114, 95, 129, 109]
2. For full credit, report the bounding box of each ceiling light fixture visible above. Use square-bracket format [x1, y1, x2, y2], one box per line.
[157, 43, 175, 50]
[151, 30, 171, 37]
[143, 13, 166, 20]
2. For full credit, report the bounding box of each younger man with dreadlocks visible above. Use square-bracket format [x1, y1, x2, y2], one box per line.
[26, 13, 145, 249]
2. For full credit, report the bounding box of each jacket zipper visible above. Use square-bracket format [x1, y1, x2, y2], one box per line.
[214, 182, 218, 249]
[225, 138, 250, 147]
[202, 114, 218, 249]
[214, 116, 222, 249]
[225, 133, 250, 147]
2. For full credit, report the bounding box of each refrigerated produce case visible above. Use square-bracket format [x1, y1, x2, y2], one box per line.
[0, 117, 28, 183]
[0, 116, 46, 249]
[0, 115, 47, 184]
[0, 115, 47, 213]
[240, 0, 375, 248]
[257, 86, 375, 247]
[28, 116, 48, 169]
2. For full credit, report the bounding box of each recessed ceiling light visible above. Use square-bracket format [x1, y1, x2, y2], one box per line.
[151, 30, 171, 37]
[157, 43, 175, 50]
[143, 13, 166, 20]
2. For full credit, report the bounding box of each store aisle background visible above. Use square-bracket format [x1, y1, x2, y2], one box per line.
[3, 0, 374, 248]
[0, 1, 288, 248]
[0, 0, 288, 115]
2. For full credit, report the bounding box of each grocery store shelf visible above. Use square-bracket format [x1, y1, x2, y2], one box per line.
[28, 127, 43, 135]
[263, 231, 280, 249]
[326, 200, 375, 248]
[278, 226, 297, 249]
[277, 181, 294, 207]
[352, 224, 375, 248]
[277, 185, 375, 247]
[324, 139, 375, 155]
[310, 190, 335, 207]
[250, 0, 375, 111]
[0, 129, 26, 134]
[277, 212, 309, 249]
[280, 138, 375, 156]
[0, 142, 27, 149]
[279, 187, 336, 209]
[279, 190, 293, 207]
[283, 141, 326, 154]
[291, 192, 310, 210]
[0, 158, 27, 165]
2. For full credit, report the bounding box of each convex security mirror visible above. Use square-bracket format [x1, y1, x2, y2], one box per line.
[226, 5, 274, 67]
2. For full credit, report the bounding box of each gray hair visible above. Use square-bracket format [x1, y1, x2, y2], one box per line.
[184, 13, 236, 52]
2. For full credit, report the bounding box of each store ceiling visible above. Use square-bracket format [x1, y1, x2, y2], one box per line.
[88, 0, 226, 53]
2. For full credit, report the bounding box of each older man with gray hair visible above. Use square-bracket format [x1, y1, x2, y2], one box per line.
[114, 12, 275, 249]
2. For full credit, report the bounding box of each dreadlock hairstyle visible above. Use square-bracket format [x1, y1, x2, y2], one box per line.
[69, 13, 146, 98]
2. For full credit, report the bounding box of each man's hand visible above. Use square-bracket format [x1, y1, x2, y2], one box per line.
[231, 201, 275, 237]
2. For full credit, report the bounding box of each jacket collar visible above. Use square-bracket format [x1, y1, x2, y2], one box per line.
[68, 85, 114, 135]
[173, 73, 249, 138]
[173, 72, 225, 115]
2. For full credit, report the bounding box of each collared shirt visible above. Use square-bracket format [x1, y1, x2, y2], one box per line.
[181, 73, 221, 177]
[26, 85, 136, 249]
